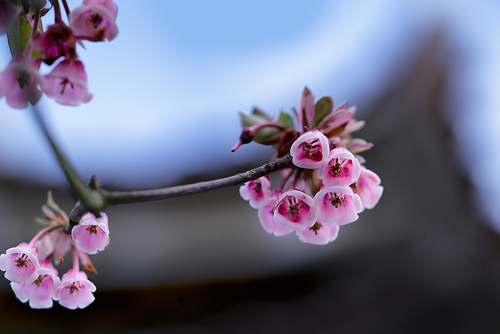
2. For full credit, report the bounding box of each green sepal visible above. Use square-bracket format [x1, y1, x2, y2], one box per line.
[251, 107, 271, 120]
[34, 218, 50, 226]
[7, 5, 43, 57]
[239, 111, 282, 144]
[312, 96, 332, 128]
[278, 111, 294, 128]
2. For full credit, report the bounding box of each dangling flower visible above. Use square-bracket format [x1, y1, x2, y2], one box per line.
[351, 167, 383, 210]
[313, 186, 362, 225]
[54, 269, 96, 309]
[273, 190, 318, 231]
[257, 195, 294, 237]
[0, 243, 41, 285]
[318, 147, 361, 187]
[69, 0, 118, 42]
[35, 228, 72, 262]
[32, 22, 76, 65]
[10, 260, 60, 309]
[239, 175, 271, 209]
[290, 130, 330, 169]
[71, 212, 109, 254]
[0, 54, 43, 109]
[297, 220, 339, 245]
[41, 59, 93, 106]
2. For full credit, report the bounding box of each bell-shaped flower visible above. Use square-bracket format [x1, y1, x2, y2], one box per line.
[72, 212, 110, 254]
[32, 22, 76, 65]
[257, 194, 294, 237]
[313, 186, 362, 225]
[290, 130, 330, 169]
[0, 0, 22, 35]
[69, 0, 118, 42]
[351, 167, 383, 210]
[0, 243, 41, 285]
[0, 53, 43, 109]
[239, 175, 271, 209]
[36, 228, 72, 262]
[273, 190, 318, 231]
[297, 220, 339, 245]
[54, 269, 96, 309]
[42, 59, 93, 106]
[10, 260, 60, 309]
[318, 147, 361, 187]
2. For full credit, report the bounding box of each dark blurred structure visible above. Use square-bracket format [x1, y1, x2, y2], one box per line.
[1, 32, 500, 334]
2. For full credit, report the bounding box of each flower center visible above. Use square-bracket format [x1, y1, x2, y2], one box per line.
[299, 139, 322, 161]
[17, 71, 30, 89]
[14, 254, 29, 268]
[329, 193, 345, 208]
[86, 225, 98, 235]
[66, 282, 82, 294]
[90, 13, 103, 29]
[60, 78, 74, 94]
[252, 181, 262, 194]
[309, 222, 322, 235]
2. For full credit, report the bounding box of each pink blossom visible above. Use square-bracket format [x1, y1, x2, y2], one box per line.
[0, 0, 21, 35]
[313, 186, 362, 225]
[318, 147, 361, 187]
[69, 0, 118, 42]
[297, 220, 339, 245]
[0, 54, 43, 109]
[290, 130, 330, 169]
[54, 269, 96, 309]
[351, 167, 383, 210]
[0, 243, 40, 284]
[35, 229, 72, 262]
[72, 212, 110, 254]
[10, 260, 60, 309]
[32, 23, 75, 65]
[273, 190, 318, 231]
[258, 195, 294, 237]
[239, 175, 271, 209]
[42, 60, 92, 106]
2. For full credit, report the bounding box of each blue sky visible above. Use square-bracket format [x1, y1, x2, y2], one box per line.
[1, 0, 500, 229]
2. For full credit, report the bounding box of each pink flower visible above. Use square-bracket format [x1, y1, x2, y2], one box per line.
[69, 0, 118, 42]
[72, 212, 110, 254]
[273, 190, 318, 231]
[0, 54, 43, 109]
[35, 229, 72, 262]
[297, 220, 339, 245]
[239, 175, 271, 209]
[313, 186, 363, 225]
[0, 243, 40, 284]
[351, 167, 383, 210]
[0, 0, 21, 35]
[257, 195, 294, 237]
[318, 147, 361, 187]
[54, 269, 96, 309]
[290, 130, 330, 169]
[42, 60, 92, 106]
[32, 23, 75, 65]
[10, 260, 60, 309]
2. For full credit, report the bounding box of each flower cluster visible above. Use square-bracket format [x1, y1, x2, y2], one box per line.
[0, 0, 118, 109]
[0, 192, 109, 309]
[235, 88, 383, 245]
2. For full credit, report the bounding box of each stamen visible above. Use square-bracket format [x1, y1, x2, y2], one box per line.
[309, 222, 322, 235]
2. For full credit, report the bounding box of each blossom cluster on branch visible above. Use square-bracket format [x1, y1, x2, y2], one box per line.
[235, 88, 383, 245]
[0, 0, 118, 108]
[0, 192, 109, 309]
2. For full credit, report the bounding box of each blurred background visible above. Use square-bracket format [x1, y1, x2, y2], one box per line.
[1, 0, 500, 333]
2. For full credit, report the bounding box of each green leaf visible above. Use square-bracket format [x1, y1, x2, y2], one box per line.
[312, 96, 332, 128]
[251, 107, 271, 120]
[278, 111, 294, 128]
[7, 6, 43, 57]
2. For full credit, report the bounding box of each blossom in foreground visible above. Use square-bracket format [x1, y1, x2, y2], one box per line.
[239, 176, 271, 209]
[290, 130, 330, 169]
[314, 186, 363, 225]
[273, 190, 318, 231]
[72, 212, 110, 254]
[10, 260, 60, 309]
[258, 195, 294, 237]
[0, 54, 43, 109]
[0, 243, 40, 285]
[297, 220, 339, 245]
[69, 0, 119, 42]
[54, 269, 96, 309]
[318, 147, 361, 187]
[351, 167, 384, 210]
[42, 60, 93, 106]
